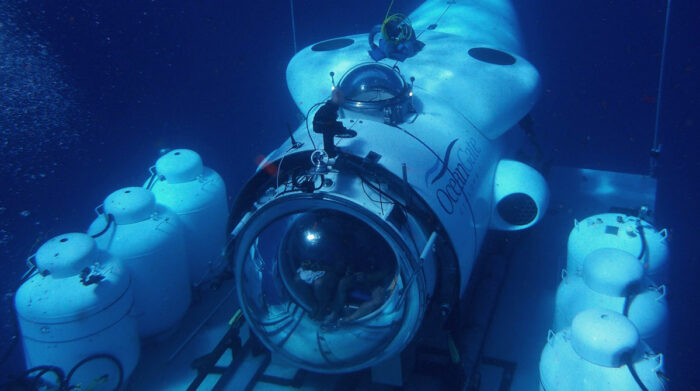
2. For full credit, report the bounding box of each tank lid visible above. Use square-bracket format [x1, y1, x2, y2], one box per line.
[104, 187, 156, 225]
[35, 233, 98, 278]
[583, 248, 643, 296]
[15, 259, 130, 324]
[571, 308, 639, 367]
[155, 149, 204, 184]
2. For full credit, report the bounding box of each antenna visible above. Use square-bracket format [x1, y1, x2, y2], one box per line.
[286, 123, 302, 149]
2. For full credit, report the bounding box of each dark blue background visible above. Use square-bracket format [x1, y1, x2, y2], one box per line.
[1, 0, 698, 387]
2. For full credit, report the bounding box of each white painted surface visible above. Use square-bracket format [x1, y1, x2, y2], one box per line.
[540, 310, 665, 390]
[15, 234, 139, 389]
[88, 187, 191, 337]
[150, 149, 229, 284]
[567, 213, 669, 280]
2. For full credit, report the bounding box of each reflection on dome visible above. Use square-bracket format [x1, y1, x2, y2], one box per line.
[238, 208, 418, 373]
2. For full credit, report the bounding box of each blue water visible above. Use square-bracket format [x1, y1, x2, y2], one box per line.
[0, 0, 697, 388]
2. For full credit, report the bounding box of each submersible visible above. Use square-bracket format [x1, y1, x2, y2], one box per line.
[10, 0, 669, 389]
[226, 0, 547, 373]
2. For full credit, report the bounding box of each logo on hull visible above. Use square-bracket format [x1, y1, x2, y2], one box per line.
[426, 137, 482, 215]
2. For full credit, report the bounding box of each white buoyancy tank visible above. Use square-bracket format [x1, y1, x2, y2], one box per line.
[148, 149, 228, 285]
[87, 187, 191, 337]
[567, 213, 669, 280]
[540, 309, 666, 391]
[15, 233, 140, 389]
[554, 248, 668, 351]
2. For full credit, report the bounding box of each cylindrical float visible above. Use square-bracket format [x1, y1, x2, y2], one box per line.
[148, 149, 228, 285]
[88, 187, 190, 337]
[567, 213, 669, 280]
[554, 248, 668, 351]
[15, 233, 140, 390]
[540, 309, 666, 391]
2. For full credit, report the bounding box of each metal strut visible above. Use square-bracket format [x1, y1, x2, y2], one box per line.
[650, 0, 672, 177]
[290, 0, 298, 54]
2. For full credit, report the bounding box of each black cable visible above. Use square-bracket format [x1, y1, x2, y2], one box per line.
[393, 124, 446, 167]
[144, 173, 158, 190]
[621, 219, 648, 319]
[622, 296, 632, 317]
[360, 178, 392, 208]
[90, 214, 114, 239]
[358, 173, 405, 209]
[626, 357, 650, 391]
[304, 101, 326, 150]
[636, 219, 648, 261]
[65, 353, 123, 391]
[416, 2, 452, 39]
[1, 353, 124, 391]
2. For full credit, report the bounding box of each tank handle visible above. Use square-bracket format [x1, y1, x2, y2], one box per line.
[547, 329, 556, 345]
[658, 228, 668, 240]
[561, 268, 568, 282]
[144, 165, 158, 190]
[650, 353, 664, 373]
[655, 285, 667, 301]
[199, 171, 219, 190]
[21, 253, 39, 281]
[25, 253, 36, 270]
[94, 203, 105, 217]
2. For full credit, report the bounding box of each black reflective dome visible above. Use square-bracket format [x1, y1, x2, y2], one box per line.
[234, 198, 426, 373]
[280, 211, 351, 272]
[278, 210, 397, 287]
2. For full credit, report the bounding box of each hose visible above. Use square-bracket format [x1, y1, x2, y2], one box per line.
[304, 101, 325, 151]
[626, 357, 650, 391]
[381, 14, 414, 44]
[636, 219, 648, 262]
[90, 214, 115, 239]
[27, 366, 65, 390]
[65, 354, 123, 391]
[0, 353, 124, 391]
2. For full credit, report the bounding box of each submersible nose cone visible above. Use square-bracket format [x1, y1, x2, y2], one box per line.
[35, 233, 98, 278]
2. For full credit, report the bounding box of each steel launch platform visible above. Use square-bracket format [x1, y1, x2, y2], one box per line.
[124, 166, 657, 391]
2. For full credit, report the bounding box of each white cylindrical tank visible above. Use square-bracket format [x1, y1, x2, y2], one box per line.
[148, 149, 228, 285]
[567, 213, 669, 280]
[15, 233, 140, 390]
[540, 309, 666, 391]
[88, 187, 191, 337]
[554, 248, 668, 351]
